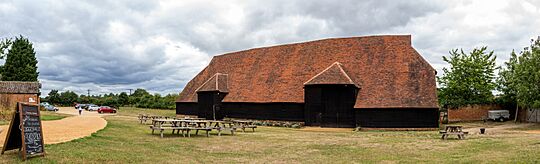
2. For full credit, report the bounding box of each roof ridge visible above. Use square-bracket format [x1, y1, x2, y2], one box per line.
[214, 35, 411, 59]
[334, 62, 356, 85]
[215, 73, 219, 90]
[195, 74, 217, 92]
[303, 62, 341, 85]
[303, 62, 359, 88]
[195, 73, 229, 92]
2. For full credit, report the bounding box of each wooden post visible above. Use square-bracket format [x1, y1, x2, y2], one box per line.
[514, 104, 519, 123]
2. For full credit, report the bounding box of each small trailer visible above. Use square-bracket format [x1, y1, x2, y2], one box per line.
[487, 110, 511, 122]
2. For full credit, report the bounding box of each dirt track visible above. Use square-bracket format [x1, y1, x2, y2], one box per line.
[462, 122, 538, 134]
[0, 107, 109, 146]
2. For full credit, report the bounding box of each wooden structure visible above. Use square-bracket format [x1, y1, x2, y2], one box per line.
[0, 81, 40, 120]
[149, 119, 254, 138]
[439, 125, 468, 140]
[176, 35, 439, 129]
[1, 103, 45, 160]
[524, 109, 539, 123]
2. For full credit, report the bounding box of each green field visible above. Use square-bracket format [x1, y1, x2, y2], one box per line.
[116, 107, 177, 118]
[40, 111, 71, 121]
[0, 111, 70, 125]
[0, 108, 539, 163]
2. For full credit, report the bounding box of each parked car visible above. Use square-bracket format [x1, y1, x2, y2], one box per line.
[75, 103, 86, 109]
[44, 105, 59, 112]
[85, 104, 96, 110]
[98, 106, 117, 114]
[488, 110, 510, 122]
[87, 105, 100, 111]
[40, 102, 51, 107]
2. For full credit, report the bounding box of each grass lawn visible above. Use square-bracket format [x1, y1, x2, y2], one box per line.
[0, 111, 71, 125]
[0, 108, 539, 163]
[40, 111, 71, 121]
[116, 107, 177, 118]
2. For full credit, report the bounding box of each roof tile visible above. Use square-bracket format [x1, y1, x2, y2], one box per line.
[177, 35, 438, 109]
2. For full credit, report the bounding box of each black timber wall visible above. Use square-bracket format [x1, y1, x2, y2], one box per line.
[355, 108, 439, 128]
[176, 102, 197, 115]
[177, 102, 439, 128]
[222, 103, 304, 121]
[176, 102, 304, 121]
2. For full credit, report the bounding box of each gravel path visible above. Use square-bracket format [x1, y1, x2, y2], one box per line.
[0, 107, 109, 145]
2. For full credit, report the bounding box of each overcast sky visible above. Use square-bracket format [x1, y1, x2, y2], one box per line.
[1, 0, 539, 96]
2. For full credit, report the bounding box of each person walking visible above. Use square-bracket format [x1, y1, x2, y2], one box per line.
[78, 105, 83, 115]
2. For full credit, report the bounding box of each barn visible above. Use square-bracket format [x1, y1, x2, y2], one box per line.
[176, 35, 439, 128]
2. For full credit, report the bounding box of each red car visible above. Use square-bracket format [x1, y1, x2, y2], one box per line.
[98, 106, 117, 114]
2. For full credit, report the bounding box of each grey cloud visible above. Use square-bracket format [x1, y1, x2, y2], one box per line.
[1, 0, 537, 96]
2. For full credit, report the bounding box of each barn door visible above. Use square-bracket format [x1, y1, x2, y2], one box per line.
[197, 91, 227, 120]
[316, 86, 354, 127]
[320, 86, 356, 128]
[305, 85, 357, 127]
[321, 88, 340, 127]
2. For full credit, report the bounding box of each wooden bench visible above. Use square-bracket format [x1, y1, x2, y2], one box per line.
[214, 126, 236, 136]
[190, 127, 212, 137]
[138, 114, 149, 124]
[233, 120, 257, 132]
[150, 125, 191, 138]
[441, 131, 468, 140]
[241, 125, 257, 132]
[139, 115, 172, 124]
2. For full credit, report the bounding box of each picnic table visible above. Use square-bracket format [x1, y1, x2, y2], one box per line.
[440, 125, 468, 140]
[150, 119, 189, 138]
[138, 114, 172, 124]
[178, 117, 205, 120]
[150, 119, 212, 138]
[232, 120, 257, 132]
[208, 120, 237, 136]
[147, 118, 259, 138]
[182, 120, 213, 137]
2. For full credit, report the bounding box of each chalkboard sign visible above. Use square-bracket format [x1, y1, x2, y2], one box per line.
[1, 102, 45, 160]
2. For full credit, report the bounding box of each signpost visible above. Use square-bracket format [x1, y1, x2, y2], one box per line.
[1, 102, 45, 160]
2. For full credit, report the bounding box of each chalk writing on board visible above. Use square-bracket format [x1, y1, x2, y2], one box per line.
[21, 104, 44, 155]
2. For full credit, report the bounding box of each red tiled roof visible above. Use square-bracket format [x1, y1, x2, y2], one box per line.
[177, 35, 438, 109]
[304, 62, 359, 88]
[195, 73, 228, 92]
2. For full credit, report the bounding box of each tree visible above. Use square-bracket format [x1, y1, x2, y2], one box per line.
[59, 91, 78, 106]
[46, 90, 61, 105]
[0, 37, 12, 59]
[1, 35, 39, 81]
[118, 92, 129, 106]
[130, 88, 150, 106]
[512, 37, 540, 108]
[496, 51, 519, 106]
[163, 93, 178, 109]
[131, 88, 149, 97]
[42, 88, 177, 109]
[437, 47, 498, 108]
[102, 96, 120, 108]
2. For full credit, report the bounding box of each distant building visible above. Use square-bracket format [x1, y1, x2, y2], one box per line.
[176, 35, 439, 128]
[0, 81, 40, 119]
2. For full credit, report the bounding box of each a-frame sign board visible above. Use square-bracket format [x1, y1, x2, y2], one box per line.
[1, 102, 45, 160]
